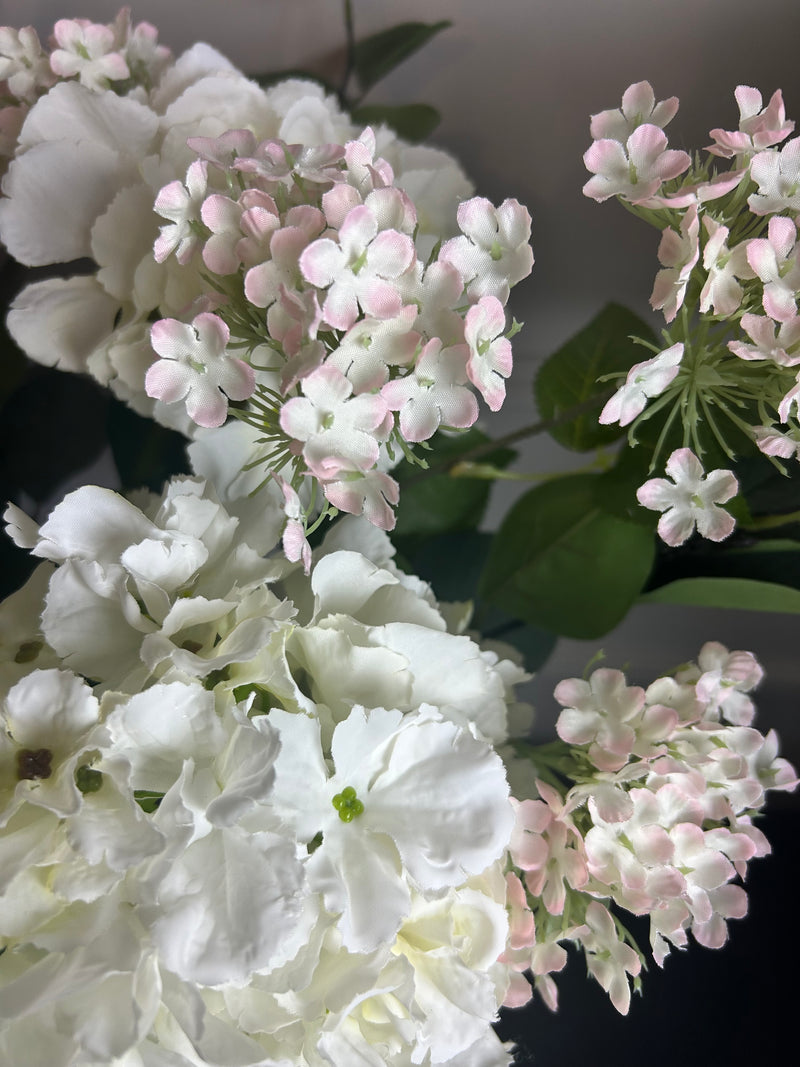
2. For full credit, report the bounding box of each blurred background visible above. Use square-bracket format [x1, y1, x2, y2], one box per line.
[1, 2, 798, 1062]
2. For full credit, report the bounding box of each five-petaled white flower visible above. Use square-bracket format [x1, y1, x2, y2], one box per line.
[636, 448, 738, 546]
[145, 312, 255, 428]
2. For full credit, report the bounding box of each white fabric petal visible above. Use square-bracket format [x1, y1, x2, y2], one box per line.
[34, 485, 158, 563]
[307, 827, 410, 952]
[148, 826, 303, 986]
[7, 277, 121, 373]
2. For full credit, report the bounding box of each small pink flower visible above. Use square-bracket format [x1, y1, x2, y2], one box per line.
[382, 338, 478, 442]
[583, 124, 690, 205]
[50, 18, 129, 91]
[728, 313, 800, 366]
[599, 343, 683, 427]
[439, 197, 533, 304]
[300, 203, 415, 330]
[153, 161, 209, 265]
[699, 217, 754, 317]
[590, 81, 679, 143]
[274, 474, 311, 574]
[650, 205, 700, 323]
[556, 669, 646, 772]
[707, 86, 794, 158]
[279, 364, 390, 479]
[636, 448, 738, 546]
[748, 137, 800, 215]
[753, 424, 800, 460]
[145, 313, 255, 428]
[746, 216, 800, 322]
[463, 295, 513, 411]
[322, 467, 400, 530]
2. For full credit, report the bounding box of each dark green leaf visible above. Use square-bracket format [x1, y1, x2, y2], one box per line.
[401, 529, 491, 602]
[391, 429, 515, 544]
[351, 103, 441, 141]
[108, 397, 189, 493]
[134, 790, 164, 813]
[736, 452, 800, 519]
[639, 577, 800, 613]
[646, 536, 800, 592]
[534, 303, 657, 452]
[479, 473, 655, 638]
[392, 529, 558, 671]
[353, 21, 451, 92]
[477, 606, 558, 672]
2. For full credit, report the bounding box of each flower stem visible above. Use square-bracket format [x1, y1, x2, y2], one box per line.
[410, 390, 614, 480]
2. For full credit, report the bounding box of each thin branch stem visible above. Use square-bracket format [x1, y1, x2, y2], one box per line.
[340, 0, 357, 103]
[740, 509, 800, 532]
[405, 390, 614, 483]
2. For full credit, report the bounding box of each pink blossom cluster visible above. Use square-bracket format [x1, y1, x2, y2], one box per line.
[501, 642, 796, 1015]
[585, 83, 800, 539]
[0, 8, 169, 165]
[146, 126, 533, 548]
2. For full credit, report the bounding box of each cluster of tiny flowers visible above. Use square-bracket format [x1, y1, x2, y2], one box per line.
[500, 643, 796, 1014]
[0, 11, 532, 564]
[585, 82, 800, 544]
[146, 126, 532, 547]
[0, 471, 532, 1066]
[0, 7, 169, 165]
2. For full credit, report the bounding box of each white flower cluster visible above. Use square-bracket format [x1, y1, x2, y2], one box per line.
[502, 645, 796, 1015]
[0, 474, 529, 1066]
[585, 82, 800, 543]
[0, 10, 532, 556]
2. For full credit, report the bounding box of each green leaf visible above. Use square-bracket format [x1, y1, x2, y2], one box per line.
[351, 103, 441, 141]
[353, 21, 451, 92]
[134, 790, 164, 814]
[108, 397, 190, 493]
[392, 530, 558, 671]
[736, 452, 800, 518]
[391, 430, 515, 544]
[645, 536, 800, 593]
[479, 473, 655, 638]
[639, 577, 800, 613]
[534, 303, 658, 452]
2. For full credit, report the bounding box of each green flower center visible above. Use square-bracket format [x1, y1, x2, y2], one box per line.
[75, 765, 103, 795]
[332, 785, 365, 822]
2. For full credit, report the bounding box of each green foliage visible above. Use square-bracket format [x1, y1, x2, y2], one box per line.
[352, 21, 451, 92]
[133, 790, 163, 814]
[646, 537, 800, 592]
[391, 429, 515, 545]
[736, 453, 800, 521]
[397, 530, 557, 671]
[534, 303, 658, 452]
[479, 472, 655, 638]
[351, 103, 441, 141]
[639, 576, 800, 614]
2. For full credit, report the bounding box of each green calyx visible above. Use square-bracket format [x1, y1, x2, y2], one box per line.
[75, 764, 103, 795]
[332, 785, 365, 822]
[14, 640, 42, 664]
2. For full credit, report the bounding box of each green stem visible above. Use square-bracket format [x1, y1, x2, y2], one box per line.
[407, 390, 614, 482]
[340, 0, 357, 104]
[740, 509, 800, 531]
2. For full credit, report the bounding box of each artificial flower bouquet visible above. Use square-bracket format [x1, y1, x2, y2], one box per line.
[0, 8, 798, 1066]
